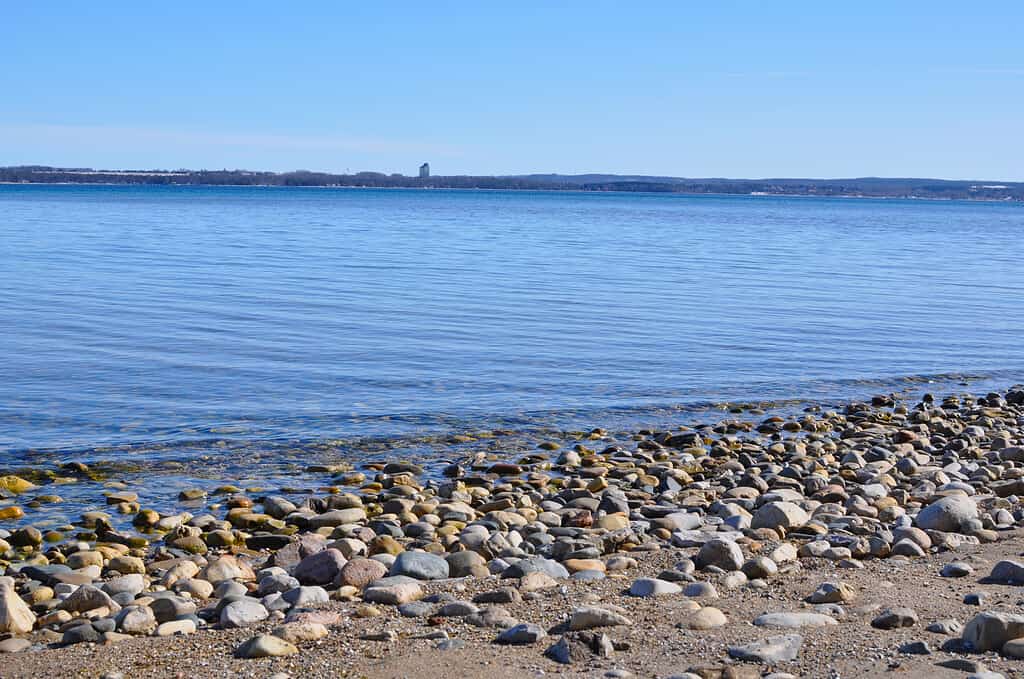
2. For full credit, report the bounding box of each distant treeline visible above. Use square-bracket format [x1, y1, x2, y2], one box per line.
[2, 166, 1022, 201]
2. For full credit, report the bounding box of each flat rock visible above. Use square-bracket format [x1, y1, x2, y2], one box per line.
[496, 622, 547, 645]
[728, 634, 803, 663]
[754, 612, 838, 629]
[570, 606, 632, 630]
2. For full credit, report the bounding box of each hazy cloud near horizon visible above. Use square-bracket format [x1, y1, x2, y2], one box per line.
[3, 3, 1023, 180]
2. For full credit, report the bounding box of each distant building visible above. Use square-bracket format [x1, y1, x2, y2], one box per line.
[419, 162, 430, 178]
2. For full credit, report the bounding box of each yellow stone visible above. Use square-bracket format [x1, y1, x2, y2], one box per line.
[0, 506, 24, 520]
[563, 558, 606, 573]
[597, 514, 629, 531]
[0, 476, 36, 494]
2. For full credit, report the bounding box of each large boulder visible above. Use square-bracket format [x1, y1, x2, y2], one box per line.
[916, 496, 977, 532]
[0, 585, 35, 634]
[962, 611, 1024, 652]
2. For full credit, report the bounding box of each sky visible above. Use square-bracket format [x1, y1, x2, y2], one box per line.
[3, 2, 1023, 180]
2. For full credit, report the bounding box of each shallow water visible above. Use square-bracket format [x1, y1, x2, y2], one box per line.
[2, 185, 1023, 475]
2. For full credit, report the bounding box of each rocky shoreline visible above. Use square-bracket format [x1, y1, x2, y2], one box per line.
[4, 386, 1024, 678]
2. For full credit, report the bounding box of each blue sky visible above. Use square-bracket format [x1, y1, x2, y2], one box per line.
[3, 2, 1023, 179]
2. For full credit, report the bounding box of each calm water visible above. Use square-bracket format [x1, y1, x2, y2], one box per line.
[2, 185, 1024, 474]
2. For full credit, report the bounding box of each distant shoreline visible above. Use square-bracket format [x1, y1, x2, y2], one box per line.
[1, 181, 1021, 204]
[2, 166, 1022, 201]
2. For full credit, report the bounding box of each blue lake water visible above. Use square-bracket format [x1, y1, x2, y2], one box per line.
[2, 185, 1024, 476]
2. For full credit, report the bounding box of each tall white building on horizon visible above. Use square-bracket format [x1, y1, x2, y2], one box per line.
[419, 162, 430, 178]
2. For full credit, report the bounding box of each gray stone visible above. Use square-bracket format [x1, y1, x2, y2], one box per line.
[220, 599, 269, 628]
[496, 622, 548, 644]
[628, 578, 682, 597]
[916, 496, 977, 532]
[695, 538, 743, 571]
[281, 586, 329, 608]
[294, 549, 347, 586]
[753, 612, 838, 628]
[115, 605, 157, 634]
[941, 562, 974, 578]
[501, 556, 569, 580]
[728, 634, 803, 663]
[389, 551, 450, 580]
[752, 501, 809, 532]
[926, 618, 962, 635]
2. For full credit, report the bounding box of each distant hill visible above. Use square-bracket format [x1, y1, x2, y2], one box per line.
[2, 166, 1022, 201]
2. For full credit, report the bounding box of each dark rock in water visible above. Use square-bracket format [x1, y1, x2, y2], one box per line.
[545, 631, 615, 664]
